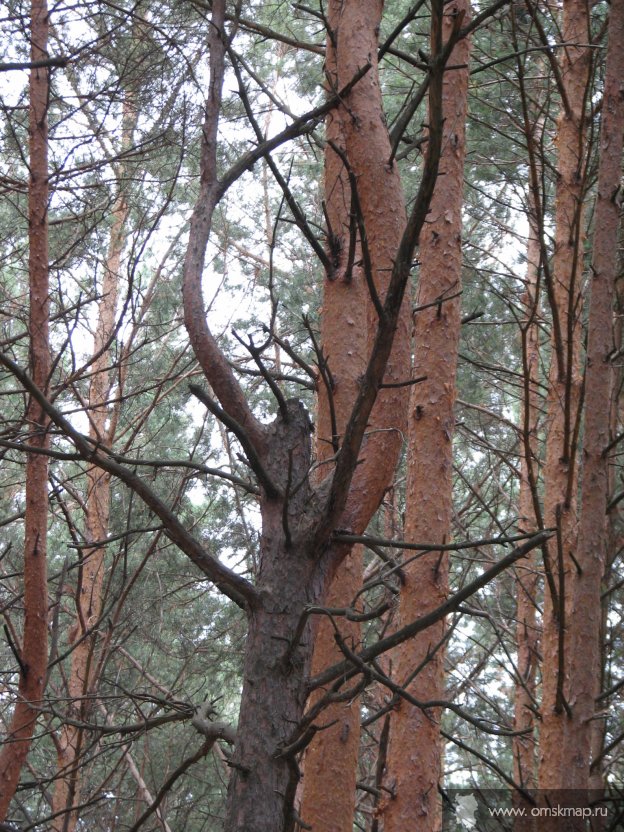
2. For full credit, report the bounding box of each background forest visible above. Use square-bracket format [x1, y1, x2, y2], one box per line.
[0, 0, 623, 830]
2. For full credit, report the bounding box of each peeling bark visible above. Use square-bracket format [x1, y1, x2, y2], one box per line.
[298, 2, 368, 822]
[299, 0, 405, 826]
[0, 0, 50, 817]
[299, 550, 362, 832]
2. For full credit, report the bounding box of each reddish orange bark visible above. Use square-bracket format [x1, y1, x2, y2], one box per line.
[564, 0, 624, 792]
[329, 0, 411, 540]
[299, 552, 362, 832]
[51, 196, 127, 831]
[382, 6, 470, 829]
[538, 0, 591, 792]
[0, 0, 51, 817]
[297, 9, 367, 823]
[299, 2, 411, 828]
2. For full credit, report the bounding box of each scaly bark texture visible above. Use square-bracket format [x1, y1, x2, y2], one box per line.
[298, 1, 371, 826]
[51, 195, 127, 831]
[221, 402, 329, 832]
[538, 0, 591, 792]
[382, 6, 470, 830]
[326, 0, 411, 540]
[0, 0, 50, 817]
[564, 0, 624, 793]
[298, 550, 362, 832]
[300, 1, 411, 829]
[512, 194, 541, 831]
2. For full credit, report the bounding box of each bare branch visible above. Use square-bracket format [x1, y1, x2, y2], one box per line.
[189, 384, 281, 499]
[308, 530, 553, 690]
[0, 352, 260, 611]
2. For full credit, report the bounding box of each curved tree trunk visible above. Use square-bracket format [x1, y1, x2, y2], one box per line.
[382, 6, 470, 830]
[0, 0, 51, 817]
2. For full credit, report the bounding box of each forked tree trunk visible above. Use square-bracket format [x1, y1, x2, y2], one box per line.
[563, 0, 624, 794]
[179, 0, 446, 827]
[232, 2, 409, 830]
[538, 0, 591, 794]
[0, 0, 51, 817]
[224, 0, 414, 825]
[382, 5, 470, 830]
[51, 195, 128, 831]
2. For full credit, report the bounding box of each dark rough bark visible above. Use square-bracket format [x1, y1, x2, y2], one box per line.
[223, 402, 325, 832]
[0, 0, 50, 817]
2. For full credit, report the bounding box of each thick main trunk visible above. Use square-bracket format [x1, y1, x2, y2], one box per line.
[225, 594, 318, 832]
[224, 403, 326, 832]
[382, 5, 470, 830]
[538, 0, 591, 794]
[0, 0, 50, 817]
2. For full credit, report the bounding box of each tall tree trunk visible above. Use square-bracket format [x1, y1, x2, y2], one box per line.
[298, 0, 370, 826]
[382, 6, 470, 830]
[512, 190, 542, 830]
[590, 332, 624, 820]
[537, 0, 591, 793]
[563, 0, 624, 794]
[299, 552, 363, 832]
[51, 195, 128, 832]
[0, 0, 50, 817]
